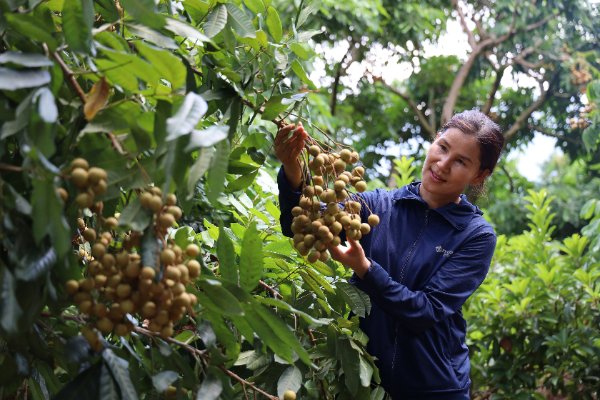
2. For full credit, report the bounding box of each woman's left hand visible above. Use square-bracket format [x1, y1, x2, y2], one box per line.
[328, 238, 371, 279]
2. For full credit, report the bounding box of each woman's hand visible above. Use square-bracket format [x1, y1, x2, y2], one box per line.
[274, 123, 308, 189]
[328, 238, 371, 279]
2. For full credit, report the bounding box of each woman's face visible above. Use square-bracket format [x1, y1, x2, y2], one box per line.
[420, 128, 489, 207]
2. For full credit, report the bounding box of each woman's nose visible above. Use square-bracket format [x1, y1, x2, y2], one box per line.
[437, 156, 451, 172]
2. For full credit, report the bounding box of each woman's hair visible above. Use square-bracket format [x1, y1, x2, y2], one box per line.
[440, 109, 505, 173]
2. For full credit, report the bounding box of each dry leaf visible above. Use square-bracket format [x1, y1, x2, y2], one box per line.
[84, 77, 110, 121]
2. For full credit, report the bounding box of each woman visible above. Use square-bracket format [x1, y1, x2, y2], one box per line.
[275, 110, 504, 399]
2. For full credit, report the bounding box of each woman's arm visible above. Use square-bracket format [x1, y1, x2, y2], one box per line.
[342, 231, 496, 334]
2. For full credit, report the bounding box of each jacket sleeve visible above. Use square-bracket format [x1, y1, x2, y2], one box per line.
[350, 230, 496, 334]
[277, 167, 302, 238]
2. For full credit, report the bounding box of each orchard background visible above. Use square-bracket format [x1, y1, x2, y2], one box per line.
[0, 0, 599, 399]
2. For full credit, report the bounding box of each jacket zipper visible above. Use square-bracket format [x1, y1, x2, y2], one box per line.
[392, 208, 430, 371]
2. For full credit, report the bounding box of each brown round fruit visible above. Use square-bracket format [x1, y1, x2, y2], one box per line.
[283, 390, 297, 400]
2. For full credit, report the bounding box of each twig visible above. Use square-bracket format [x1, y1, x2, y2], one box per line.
[0, 163, 24, 173]
[218, 367, 279, 400]
[259, 280, 282, 299]
[46, 44, 86, 103]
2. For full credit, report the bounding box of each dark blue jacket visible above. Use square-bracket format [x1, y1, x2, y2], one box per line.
[278, 168, 496, 399]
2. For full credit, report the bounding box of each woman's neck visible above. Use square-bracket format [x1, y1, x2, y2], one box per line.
[418, 184, 461, 209]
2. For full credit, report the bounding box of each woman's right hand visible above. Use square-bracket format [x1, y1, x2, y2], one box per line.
[274, 123, 308, 189]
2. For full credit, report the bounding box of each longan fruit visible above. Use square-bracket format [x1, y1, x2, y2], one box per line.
[114, 323, 130, 337]
[140, 192, 153, 209]
[187, 260, 200, 278]
[307, 250, 320, 263]
[352, 166, 365, 177]
[368, 214, 380, 227]
[96, 317, 113, 334]
[354, 180, 367, 193]
[312, 175, 324, 186]
[116, 283, 132, 299]
[308, 145, 321, 156]
[57, 187, 69, 202]
[166, 206, 182, 220]
[149, 195, 163, 213]
[104, 216, 119, 230]
[185, 244, 200, 258]
[283, 390, 297, 400]
[70, 168, 89, 188]
[158, 213, 175, 229]
[291, 206, 304, 217]
[85, 165, 104, 184]
[141, 301, 157, 318]
[82, 228, 96, 242]
[160, 248, 176, 265]
[75, 192, 94, 209]
[165, 193, 177, 206]
[70, 158, 89, 171]
[92, 180, 108, 195]
[65, 279, 79, 295]
[140, 266, 156, 280]
[340, 149, 352, 162]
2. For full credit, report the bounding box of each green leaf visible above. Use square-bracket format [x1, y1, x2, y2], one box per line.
[227, 170, 258, 191]
[165, 18, 211, 44]
[62, 0, 94, 54]
[187, 147, 215, 196]
[15, 248, 56, 281]
[31, 178, 70, 257]
[0, 67, 51, 90]
[166, 93, 208, 140]
[239, 221, 263, 292]
[204, 4, 228, 38]
[196, 370, 223, 400]
[265, 6, 282, 42]
[251, 303, 311, 365]
[4, 13, 58, 51]
[100, 364, 120, 400]
[290, 43, 311, 60]
[120, 0, 165, 29]
[198, 279, 245, 316]
[0, 52, 53, 67]
[127, 24, 178, 49]
[118, 198, 152, 231]
[359, 355, 374, 387]
[242, 0, 265, 14]
[217, 225, 238, 284]
[34, 87, 58, 123]
[261, 96, 289, 120]
[290, 59, 316, 89]
[338, 337, 360, 395]
[206, 140, 230, 204]
[102, 349, 138, 400]
[0, 269, 22, 335]
[337, 282, 371, 318]
[298, 270, 326, 301]
[51, 362, 101, 400]
[295, 2, 319, 28]
[186, 126, 229, 151]
[226, 3, 256, 38]
[277, 366, 302, 399]
[255, 297, 331, 327]
[152, 371, 178, 393]
[135, 42, 186, 90]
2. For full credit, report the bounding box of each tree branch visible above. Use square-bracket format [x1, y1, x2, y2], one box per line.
[452, 0, 476, 49]
[482, 65, 506, 114]
[504, 76, 556, 141]
[46, 45, 86, 103]
[372, 75, 436, 139]
[441, 5, 556, 124]
[330, 39, 357, 116]
[528, 124, 581, 145]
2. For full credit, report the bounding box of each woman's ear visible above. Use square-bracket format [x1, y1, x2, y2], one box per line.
[472, 169, 490, 186]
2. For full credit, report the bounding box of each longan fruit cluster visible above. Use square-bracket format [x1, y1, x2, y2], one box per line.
[66, 182, 200, 346]
[570, 66, 592, 86]
[291, 142, 380, 263]
[63, 157, 108, 209]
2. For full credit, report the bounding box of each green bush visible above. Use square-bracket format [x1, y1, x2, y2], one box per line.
[466, 189, 600, 399]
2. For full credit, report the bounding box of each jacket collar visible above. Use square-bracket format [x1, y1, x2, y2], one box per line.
[392, 181, 483, 231]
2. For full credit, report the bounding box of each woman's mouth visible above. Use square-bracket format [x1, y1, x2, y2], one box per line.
[430, 169, 445, 183]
